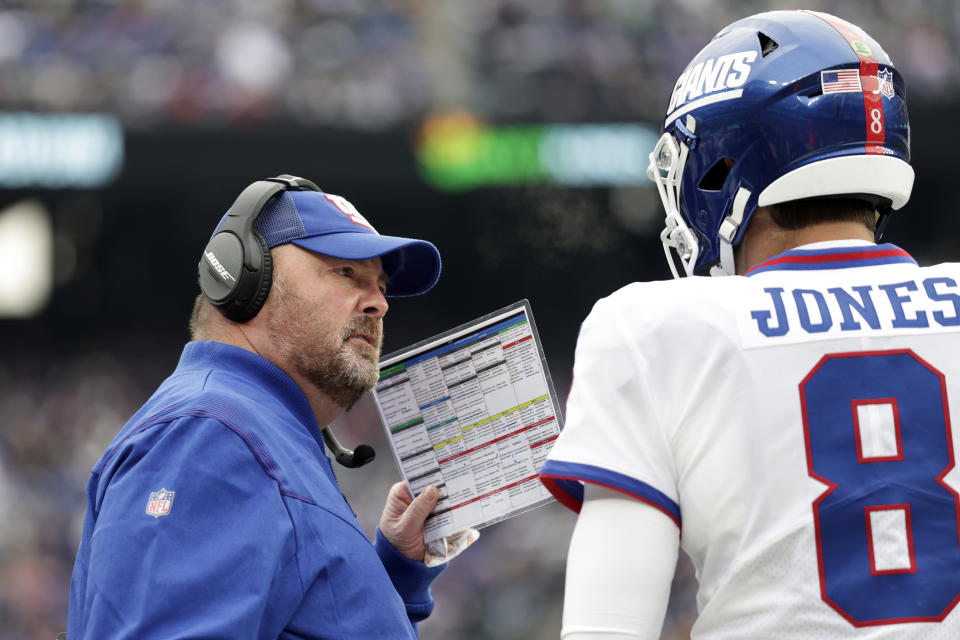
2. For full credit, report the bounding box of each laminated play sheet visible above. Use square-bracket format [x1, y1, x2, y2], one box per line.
[373, 300, 563, 542]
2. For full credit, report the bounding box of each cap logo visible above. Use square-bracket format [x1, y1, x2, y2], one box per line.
[324, 194, 378, 234]
[146, 488, 175, 518]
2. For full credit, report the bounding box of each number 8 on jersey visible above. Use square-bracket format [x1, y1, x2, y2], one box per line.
[800, 349, 960, 626]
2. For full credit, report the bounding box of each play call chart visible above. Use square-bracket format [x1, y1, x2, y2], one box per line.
[374, 301, 563, 542]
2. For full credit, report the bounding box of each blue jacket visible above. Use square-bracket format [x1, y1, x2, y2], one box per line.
[68, 340, 444, 639]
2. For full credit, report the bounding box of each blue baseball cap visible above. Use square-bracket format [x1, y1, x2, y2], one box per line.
[216, 188, 441, 296]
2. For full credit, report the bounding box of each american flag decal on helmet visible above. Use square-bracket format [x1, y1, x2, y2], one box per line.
[821, 69, 862, 94]
[146, 489, 175, 518]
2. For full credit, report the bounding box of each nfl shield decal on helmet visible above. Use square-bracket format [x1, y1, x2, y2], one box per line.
[146, 489, 175, 518]
[877, 67, 895, 99]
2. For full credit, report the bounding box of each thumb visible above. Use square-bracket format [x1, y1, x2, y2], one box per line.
[401, 484, 439, 528]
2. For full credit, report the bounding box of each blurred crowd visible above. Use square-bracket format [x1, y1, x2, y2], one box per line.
[0, 0, 955, 130]
[0, 343, 169, 639]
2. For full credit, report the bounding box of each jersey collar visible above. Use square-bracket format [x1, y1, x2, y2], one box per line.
[744, 241, 916, 276]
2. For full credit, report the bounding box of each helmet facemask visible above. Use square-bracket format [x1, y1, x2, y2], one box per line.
[648, 114, 750, 278]
[648, 116, 700, 278]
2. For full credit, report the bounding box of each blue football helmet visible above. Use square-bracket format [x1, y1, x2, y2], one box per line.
[647, 10, 914, 277]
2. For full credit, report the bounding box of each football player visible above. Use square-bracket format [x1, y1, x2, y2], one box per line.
[540, 10, 960, 639]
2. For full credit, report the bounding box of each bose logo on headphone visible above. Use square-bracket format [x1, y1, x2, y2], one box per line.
[204, 250, 237, 283]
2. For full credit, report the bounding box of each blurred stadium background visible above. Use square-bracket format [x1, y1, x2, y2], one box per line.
[0, 0, 958, 637]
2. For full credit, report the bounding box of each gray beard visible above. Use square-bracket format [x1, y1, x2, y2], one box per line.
[294, 320, 381, 410]
[267, 276, 382, 411]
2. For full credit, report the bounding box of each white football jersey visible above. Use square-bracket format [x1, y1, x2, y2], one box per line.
[541, 240, 960, 638]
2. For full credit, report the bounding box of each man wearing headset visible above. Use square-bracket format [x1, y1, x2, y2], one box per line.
[541, 10, 960, 640]
[67, 176, 448, 638]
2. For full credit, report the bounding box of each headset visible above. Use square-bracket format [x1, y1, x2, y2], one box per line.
[197, 174, 376, 468]
[198, 174, 320, 323]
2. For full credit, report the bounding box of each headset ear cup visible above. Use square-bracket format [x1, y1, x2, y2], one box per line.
[244, 231, 273, 319]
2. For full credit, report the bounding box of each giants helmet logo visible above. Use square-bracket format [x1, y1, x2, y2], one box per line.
[666, 50, 759, 120]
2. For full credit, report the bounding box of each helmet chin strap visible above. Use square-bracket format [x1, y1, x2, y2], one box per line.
[659, 212, 699, 278]
[711, 186, 752, 277]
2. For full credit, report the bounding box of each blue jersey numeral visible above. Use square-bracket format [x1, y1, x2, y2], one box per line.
[800, 349, 960, 626]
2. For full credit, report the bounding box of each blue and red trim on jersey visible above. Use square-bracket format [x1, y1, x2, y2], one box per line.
[539, 460, 682, 529]
[745, 243, 916, 277]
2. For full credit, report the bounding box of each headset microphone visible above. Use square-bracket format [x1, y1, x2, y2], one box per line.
[321, 428, 376, 468]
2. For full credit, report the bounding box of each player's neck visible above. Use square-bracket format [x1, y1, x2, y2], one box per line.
[734, 209, 874, 275]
